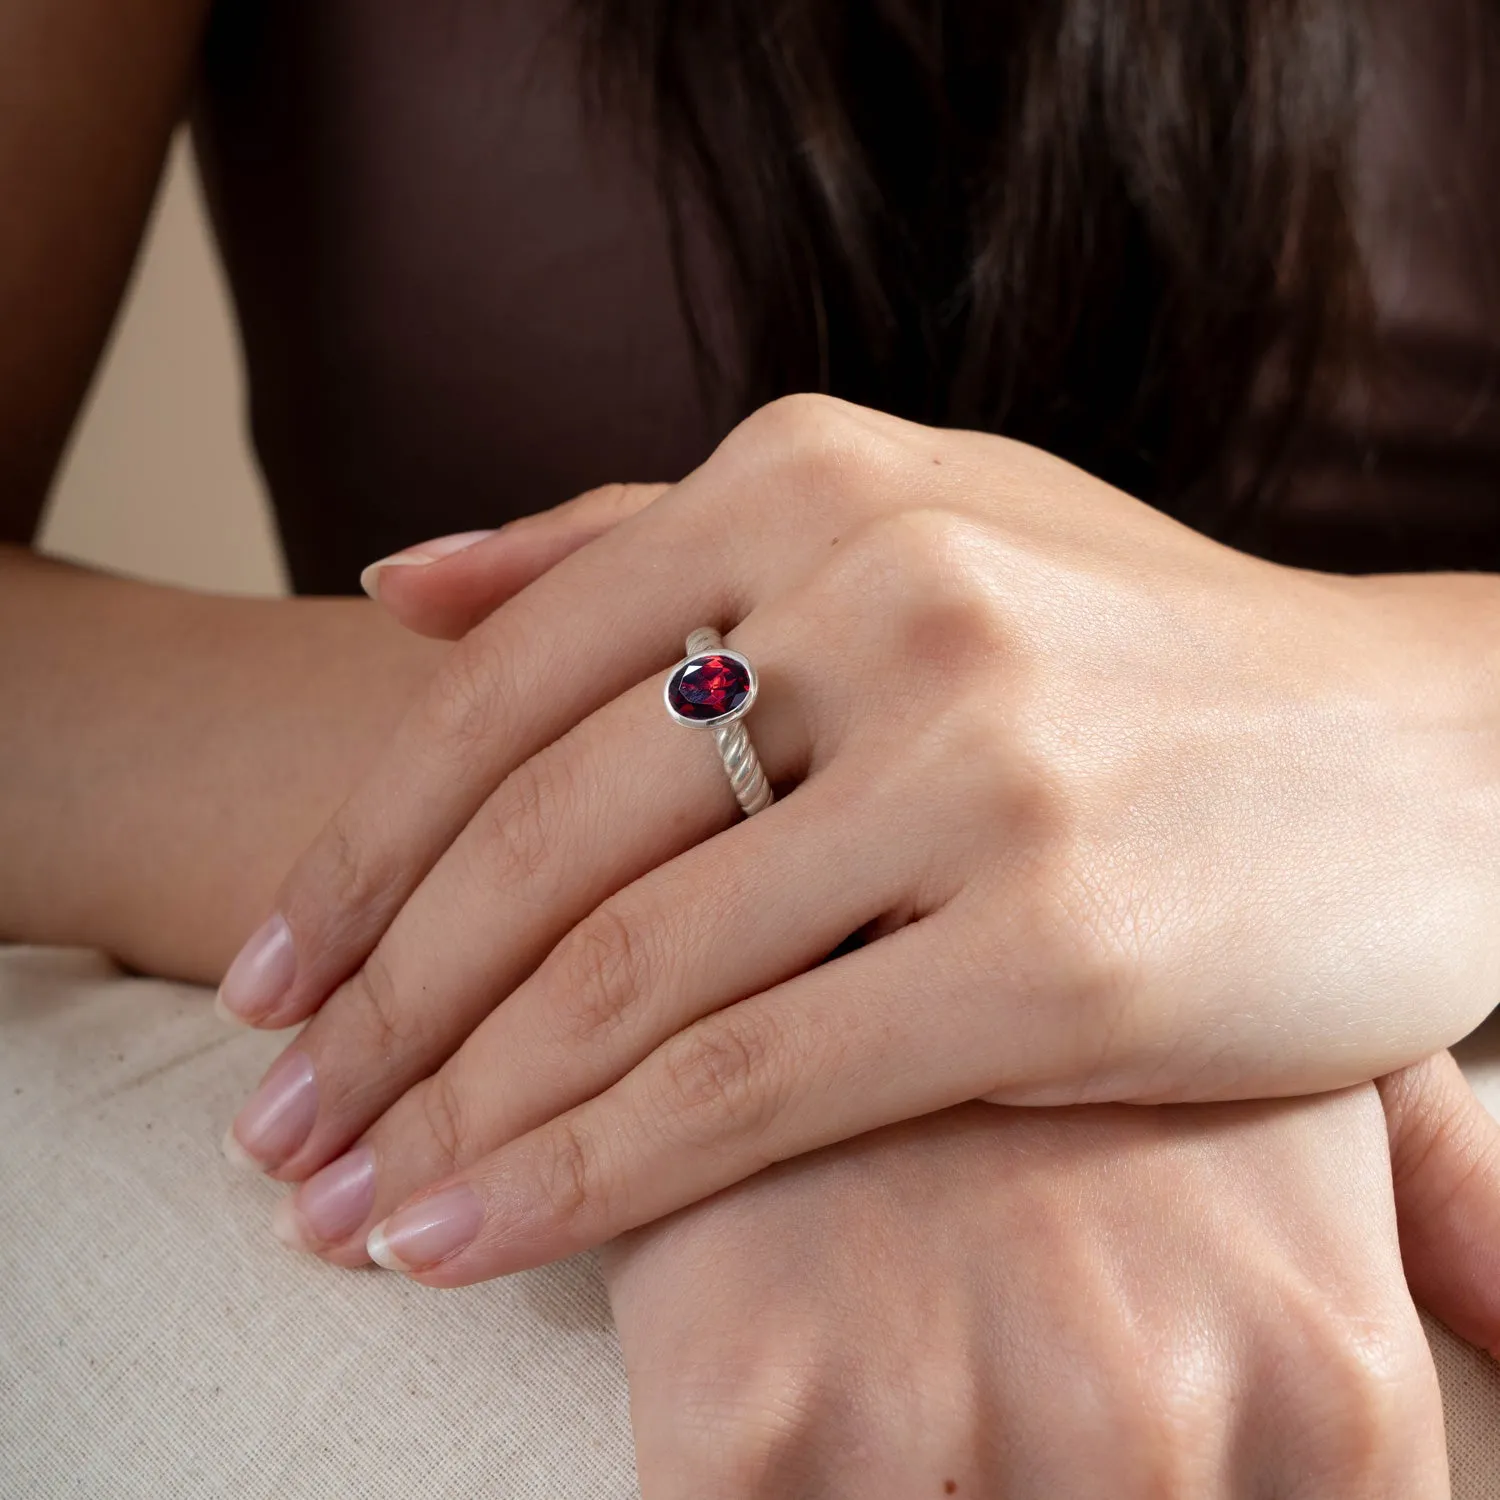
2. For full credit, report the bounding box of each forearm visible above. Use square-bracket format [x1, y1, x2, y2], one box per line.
[0, 544, 445, 981]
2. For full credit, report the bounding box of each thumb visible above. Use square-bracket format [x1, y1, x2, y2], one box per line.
[360, 482, 672, 640]
[1379, 1049, 1500, 1357]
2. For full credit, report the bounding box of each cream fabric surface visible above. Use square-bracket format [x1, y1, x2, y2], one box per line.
[0, 948, 636, 1499]
[3, 944, 1499, 1498]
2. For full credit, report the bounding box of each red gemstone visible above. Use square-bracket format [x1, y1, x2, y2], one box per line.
[668, 652, 751, 722]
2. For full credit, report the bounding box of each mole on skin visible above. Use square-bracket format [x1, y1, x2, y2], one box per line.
[943, 1483, 958, 1495]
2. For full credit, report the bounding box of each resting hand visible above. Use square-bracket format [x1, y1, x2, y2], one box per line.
[223, 396, 1500, 1279]
[609, 1090, 1451, 1499]
[244, 485, 1500, 1418]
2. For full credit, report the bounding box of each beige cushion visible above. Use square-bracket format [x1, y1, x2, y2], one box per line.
[3, 944, 1498, 1497]
[0, 948, 635, 1498]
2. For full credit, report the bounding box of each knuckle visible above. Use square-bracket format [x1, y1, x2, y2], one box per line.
[572, 480, 633, 513]
[531, 1115, 611, 1232]
[1126, 1364, 1224, 1499]
[1321, 1337, 1423, 1478]
[416, 1069, 470, 1171]
[345, 948, 410, 1058]
[308, 804, 399, 920]
[551, 903, 654, 1048]
[739, 391, 851, 450]
[727, 393, 872, 510]
[657, 1011, 785, 1147]
[670, 1376, 826, 1500]
[598, 480, 665, 520]
[818, 509, 1013, 676]
[423, 628, 507, 758]
[1284, 1303, 1433, 1489]
[480, 750, 570, 903]
[880, 509, 1011, 660]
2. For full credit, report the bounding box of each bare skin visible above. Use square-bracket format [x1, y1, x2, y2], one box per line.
[0, 546, 441, 975]
[608, 1094, 1449, 1500]
[4, 3, 1500, 1493]
[0, 0, 206, 520]
[235, 400, 1500, 1283]
[0, 0, 439, 976]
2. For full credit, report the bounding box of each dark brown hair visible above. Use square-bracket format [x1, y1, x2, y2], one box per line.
[577, 0, 1369, 539]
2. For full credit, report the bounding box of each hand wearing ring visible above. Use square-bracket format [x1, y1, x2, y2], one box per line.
[220, 395, 1500, 1287]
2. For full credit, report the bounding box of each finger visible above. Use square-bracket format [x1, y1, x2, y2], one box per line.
[215, 475, 766, 1029]
[220, 396, 907, 1032]
[224, 639, 815, 1178]
[365, 484, 672, 640]
[359, 917, 992, 1285]
[271, 770, 899, 1262]
[1379, 1049, 1500, 1357]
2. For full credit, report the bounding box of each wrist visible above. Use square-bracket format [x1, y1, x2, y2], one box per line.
[1350, 568, 1500, 714]
[1343, 571, 1500, 797]
[1340, 569, 1500, 1016]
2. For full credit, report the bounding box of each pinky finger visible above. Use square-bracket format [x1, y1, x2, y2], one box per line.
[364, 912, 989, 1286]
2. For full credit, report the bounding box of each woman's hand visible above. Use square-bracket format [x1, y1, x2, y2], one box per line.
[223, 395, 1500, 1280]
[609, 1089, 1451, 1499]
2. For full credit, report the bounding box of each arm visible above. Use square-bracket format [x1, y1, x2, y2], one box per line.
[0, 0, 448, 976]
[0, 0, 209, 540]
[0, 546, 442, 980]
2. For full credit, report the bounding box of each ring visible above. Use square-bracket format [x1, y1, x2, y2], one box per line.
[664, 628, 773, 816]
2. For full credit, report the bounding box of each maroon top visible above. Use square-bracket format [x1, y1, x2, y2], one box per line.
[192, 0, 1500, 593]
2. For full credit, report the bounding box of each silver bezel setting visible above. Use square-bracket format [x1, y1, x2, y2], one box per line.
[663, 647, 759, 730]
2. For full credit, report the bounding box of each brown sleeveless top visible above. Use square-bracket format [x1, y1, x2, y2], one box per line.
[192, 0, 1500, 594]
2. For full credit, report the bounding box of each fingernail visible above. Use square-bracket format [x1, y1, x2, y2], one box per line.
[366, 1184, 483, 1272]
[273, 1145, 376, 1251]
[359, 530, 497, 599]
[215, 913, 295, 1025]
[224, 1050, 318, 1171]
[221, 1125, 262, 1172]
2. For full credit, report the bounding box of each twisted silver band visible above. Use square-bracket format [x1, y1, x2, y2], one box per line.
[711, 711, 773, 818]
[665, 627, 774, 817]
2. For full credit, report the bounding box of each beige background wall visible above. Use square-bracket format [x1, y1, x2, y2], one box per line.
[37, 136, 286, 597]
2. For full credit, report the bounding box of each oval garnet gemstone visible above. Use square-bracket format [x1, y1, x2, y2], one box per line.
[668, 652, 752, 722]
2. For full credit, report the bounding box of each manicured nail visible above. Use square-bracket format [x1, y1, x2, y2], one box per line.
[215, 913, 295, 1025]
[272, 1145, 376, 1251]
[359, 530, 497, 600]
[224, 1050, 318, 1171]
[366, 1184, 483, 1272]
[221, 1125, 262, 1172]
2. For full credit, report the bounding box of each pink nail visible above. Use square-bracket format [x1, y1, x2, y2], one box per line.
[215, 913, 295, 1024]
[275, 1146, 376, 1249]
[359, 530, 497, 600]
[225, 1050, 318, 1171]
[366, 1184, 483, 1272]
